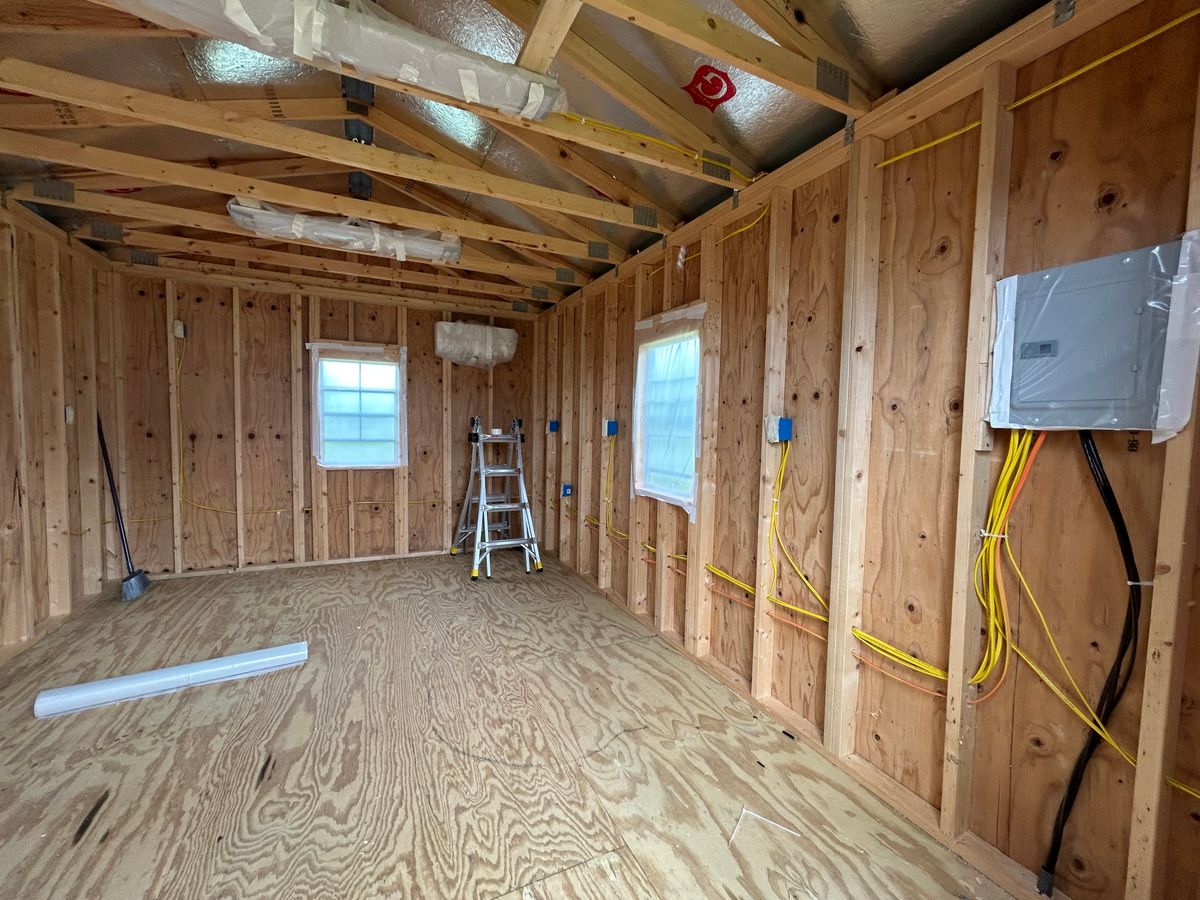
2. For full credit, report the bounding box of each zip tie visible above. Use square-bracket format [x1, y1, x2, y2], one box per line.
[979, 529, 1007, 539]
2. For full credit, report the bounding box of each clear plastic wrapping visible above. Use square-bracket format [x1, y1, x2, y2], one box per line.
[435, 320, 518, 368]
[228, 198, 461, 263]
[632, 303, 707, 518]
[988, 230, 1200, 441]
[107, 0, 567, 119]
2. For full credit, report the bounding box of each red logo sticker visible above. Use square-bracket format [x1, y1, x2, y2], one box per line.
[683, 65, 737, 111]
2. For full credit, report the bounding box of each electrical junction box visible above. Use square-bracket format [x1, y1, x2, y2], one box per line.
[548, 420, 559, 433]
[988, 237, 1191, 432]
[764, 415, 793, 443]
[561, 483, 572, 497]
[602, 418, 618, 436]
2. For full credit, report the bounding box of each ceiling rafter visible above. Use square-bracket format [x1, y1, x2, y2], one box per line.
[109, 259, 538, 320]
[0, 58, 671, 235]
[578, 0, 871, 115]
[76, 0, 742, 186]
[516, 0, 584, 72]
[0, 127, 614, 262]
[0, 97, 351, 130]
[488, 0, 755, 178]
[729, 0, 881, 97]
[365, 105, 629, 262]
[99, 230, 559, 303]
[5, 184, 573, 285]
[0, 0, 187, 36]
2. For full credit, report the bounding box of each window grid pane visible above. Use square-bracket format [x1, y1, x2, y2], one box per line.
[634, 331, 700, 510]
[318, 357, 402, 467]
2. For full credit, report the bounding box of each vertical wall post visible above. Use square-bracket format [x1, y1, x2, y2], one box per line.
[310, 296, 329, 560]
[165, 279, 183, 573]
[824, 134, 884, 758]
[531, 317, 545, 540]
[346, 303, 357, 559]
[598, 281, 617, 592]
[751, 190, 794, 700]
[441, 310, 453, 550]
[543, 310, 559, 553]
[232, 286, 246, 569]
[0, 218, 33, 643]
[684, 224, 723, 659]
[940, 62, 1016, 836]
[290, 293, 305, 563]
[73, 257, 102, 594]
[1124, 65, 1200, 900]
[559, 306, 576, 565]
[656, 241, 681, 636]
[627, 264, 652, 615]
[35, 236, 71, 617]
[395, 306, 409, 556]
[575, 294, 593, 574]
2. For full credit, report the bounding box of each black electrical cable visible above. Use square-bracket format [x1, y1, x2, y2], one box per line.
[1038, 430, 1143, 896]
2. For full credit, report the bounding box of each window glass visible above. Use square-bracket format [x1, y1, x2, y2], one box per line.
[633, 330, 701, 513]
[313, 353, 406, 468]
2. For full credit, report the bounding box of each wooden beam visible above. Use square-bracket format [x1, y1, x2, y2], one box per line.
[290, 294, 305, 564]
[684, 225, 723, 658]
[729, 0, 880, 97]
[489, 0, 755, 179]
[64, 156, 348, 193]
[0, 128, 613, 262]
[939, 63, 1016, 836]
[626, 264, 651, 616]
[543, 310, 559, 553]
[395, 307, 409, 557]
[68, 254, 103, 595]
[597, 280, 617, 591]
[99, 231, 556, 304]
[580, 0, 868, 116]
[441, 311, 453, 550]
[558, 307, 576, 564]
[574, 296, 592, 573]
[0, 58, 670, 233]
[165, 279, 183, 573]
[232, 286, 246, 568]
[824, 135, 883, 758]
[750, 191, 792, 700]
[0, 97, 351, 130]
[0, 0, 187, 35]
[517, 0, 582, 72]
[33, 233, 71, 617]
[8, 185, 573, 286]
[1125, 60, 1200, 900]
[309, 297, 328, 561]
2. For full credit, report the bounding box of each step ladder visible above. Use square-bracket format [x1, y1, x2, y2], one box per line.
[451, 416, 543, 580]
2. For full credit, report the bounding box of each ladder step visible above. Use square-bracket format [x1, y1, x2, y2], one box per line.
[485, 502, 526, 512]
[483, 467, 521, 476]
[480, 537, 537, 550]
[468, 493, 510, 505]
[479, 435, 519, 443]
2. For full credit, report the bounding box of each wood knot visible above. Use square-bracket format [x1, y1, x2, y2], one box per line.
[1095, 185, 1123, 213]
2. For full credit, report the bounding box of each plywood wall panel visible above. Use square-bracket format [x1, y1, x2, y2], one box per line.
[710, 214, 769, 680]
[321, 300, 351, 560]
[119, 275, 173, 576]
[579, 296, 602, 578]
[407, 310, 446, 552]
[177, 282, 237, 571]
[240, 291, 294, 566]
[450, 315, 490, 551]
[854, 93, 982, 806]
[968, 5, 1200, 895]
[770, 164, 848, 730]
[352, 302, 398, 558]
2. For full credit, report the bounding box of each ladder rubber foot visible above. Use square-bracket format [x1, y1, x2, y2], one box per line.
[535, 563, 544, 572]
[450, 547, 459, 555]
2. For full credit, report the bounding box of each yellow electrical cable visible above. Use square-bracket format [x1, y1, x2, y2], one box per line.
[602, 435, 631, 540]
[649, 203, 772, 277]
[875, 6, 1200, 169]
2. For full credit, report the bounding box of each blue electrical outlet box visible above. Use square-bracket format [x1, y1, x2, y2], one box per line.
[548, 420, 560, 433]
[562, 483, 573, 497]
[765, 415, 794, 443]
[603, 418, 619, 436]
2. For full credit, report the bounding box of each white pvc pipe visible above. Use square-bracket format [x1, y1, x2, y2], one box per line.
[33, 641, 308, 718]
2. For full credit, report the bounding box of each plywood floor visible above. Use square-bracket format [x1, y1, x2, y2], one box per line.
[0, 555, 1010, 899]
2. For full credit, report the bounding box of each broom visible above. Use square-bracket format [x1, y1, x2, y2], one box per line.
[98, 415, 151, 601]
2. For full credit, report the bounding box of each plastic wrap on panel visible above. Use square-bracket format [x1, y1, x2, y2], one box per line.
[987, 230, 1200, 441]
[107, 0, 566, 119]
[631, 302, 707, 519]
[434, 320, 518, 368]
[228, 198, 460, 263]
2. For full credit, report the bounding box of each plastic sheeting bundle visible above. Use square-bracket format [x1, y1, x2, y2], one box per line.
[228, 198, 461, 263]
[107, 0, 567, 119]
[435, 320, 517, 368]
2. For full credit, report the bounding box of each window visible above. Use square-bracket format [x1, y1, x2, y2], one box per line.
[632, 305, 705, 516]
[311, 343, 407, 469]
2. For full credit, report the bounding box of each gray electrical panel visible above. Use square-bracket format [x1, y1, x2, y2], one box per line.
[988, 241, 1180, 431]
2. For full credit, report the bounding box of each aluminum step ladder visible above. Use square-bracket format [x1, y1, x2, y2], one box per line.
[451, 416, 543, 580]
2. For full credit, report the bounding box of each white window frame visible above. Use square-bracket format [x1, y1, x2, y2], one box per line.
[631, 301, 707, 518]
[309, 340, 408, 470]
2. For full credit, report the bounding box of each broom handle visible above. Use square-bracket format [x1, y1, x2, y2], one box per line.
[97, 415, 136, 578]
